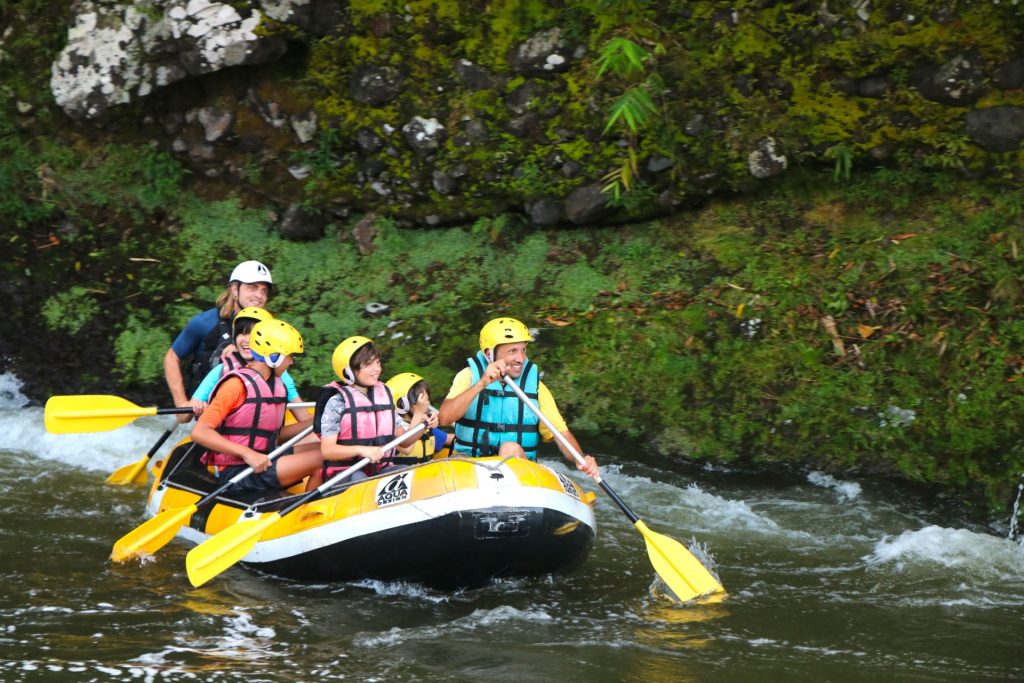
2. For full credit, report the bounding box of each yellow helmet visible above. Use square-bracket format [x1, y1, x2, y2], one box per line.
[332, 336, 373, 384]
[479, 317, 534, 356]
[250, 319, 303, 368]
[232, 306, 273, 337]
[386, 372, 425, 415]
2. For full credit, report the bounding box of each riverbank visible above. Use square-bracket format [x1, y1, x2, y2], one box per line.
[6, 165, 1024, 518]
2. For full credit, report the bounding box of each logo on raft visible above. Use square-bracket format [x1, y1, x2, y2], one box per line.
[376, 472, 412, 507]
[556, 472, 580, 500]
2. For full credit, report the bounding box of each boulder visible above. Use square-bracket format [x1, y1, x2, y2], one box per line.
[564, 182, 611, 225]
[279, 202, 326, 241]
[966, 106, 1024, 153]
[402, 116, 445, 157]
[507, 28, 571, 77]
[747, 137, 788, 179]
[350, 64, 402, 106]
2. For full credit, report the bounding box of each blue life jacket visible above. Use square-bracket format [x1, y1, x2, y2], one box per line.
[453, 351, 540, 459]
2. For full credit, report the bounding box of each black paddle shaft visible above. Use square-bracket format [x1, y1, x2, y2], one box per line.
[156, 407, 197, 417]
[145, 428, 176, 459]
[599, 480, 641, 525]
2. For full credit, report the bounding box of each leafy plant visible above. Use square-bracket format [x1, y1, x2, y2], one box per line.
[41, 287, 99, 335]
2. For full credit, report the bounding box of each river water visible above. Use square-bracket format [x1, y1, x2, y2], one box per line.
[1, 373, 1021, 682]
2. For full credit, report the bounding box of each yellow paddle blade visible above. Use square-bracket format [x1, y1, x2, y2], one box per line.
[104, 456, 150, 486]
[110, 505, 196, 563]
[45, 395, 155, 434]
[635, 520, 725, 603]
[186, 512, 282, 588]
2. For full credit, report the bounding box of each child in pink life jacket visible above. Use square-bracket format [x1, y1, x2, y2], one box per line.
[308, 337, 437, 488]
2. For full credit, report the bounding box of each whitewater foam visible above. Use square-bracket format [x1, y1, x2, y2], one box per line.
[865, 525, 1024, 579]
[807, 471, 862, 500]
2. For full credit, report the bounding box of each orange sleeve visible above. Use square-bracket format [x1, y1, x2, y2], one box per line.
[198, 377, 247, 429]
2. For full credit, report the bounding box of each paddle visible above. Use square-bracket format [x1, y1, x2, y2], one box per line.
[104, 422, 177, 486]
[185, 422, 426, 588]
[44, 395, 193, 434]
[44, 394, 315, 434]
[501, 374, 725, 603]
[110, 425, 314, 564]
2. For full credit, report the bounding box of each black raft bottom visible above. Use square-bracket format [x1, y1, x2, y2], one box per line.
[246, 506, 596, 590]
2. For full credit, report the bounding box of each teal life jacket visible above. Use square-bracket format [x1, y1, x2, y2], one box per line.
[453, 351, 540, 459]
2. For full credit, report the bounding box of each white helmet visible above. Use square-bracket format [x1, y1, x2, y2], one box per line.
[229, 260, 273, 285]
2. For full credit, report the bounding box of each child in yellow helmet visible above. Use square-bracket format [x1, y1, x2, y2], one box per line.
[386, 372, 454, 462]
[190, 319, 320, 493]
[308, 337, 437, 488]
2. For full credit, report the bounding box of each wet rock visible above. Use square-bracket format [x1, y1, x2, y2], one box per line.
[507, 27, 571, 77]
[364, 302, 390, 316]
[561, 160, 582, 179]
[856, 75, 889, 98]
[505, 80, 545, 116]
[508, 112, 541, 138]
[290, 109, 318, 144]
[454, 58, 497, 91]
[350, 65, 402, 106]
[646, 155, 674, 174]
[684, 114, 707, 136]
[51, 1, 289, 119]
[526, 198, 564, 227]
[432, 169, 459, 195]
[747, 137, 788, 179]
[357, 128, 384, 152]
[402, 116, 445, 157]
[995, 57, 1024, 90]
[196, 106, 234, 142]
[564, 182, 612, 225]
[462, 118, 490, 145]
[966, 106, 1024, 153]
[249, 88, 288, 128]
[279, 202, 326, 241]
[910, 53, 987, 106]
[259, 0, 343, 35]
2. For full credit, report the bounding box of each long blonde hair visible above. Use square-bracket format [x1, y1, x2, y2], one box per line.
[216, 285, 236, 319]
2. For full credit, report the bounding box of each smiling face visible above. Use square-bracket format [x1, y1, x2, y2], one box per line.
[492, 341, 528, 378]
[236, 330, 253, 360]
[354, 356, 382, 386]
[235, 282, 270, 309]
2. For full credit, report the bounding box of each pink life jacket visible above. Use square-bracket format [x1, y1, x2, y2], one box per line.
[221, 350, 246, 374]
[314, 381, 395, 479]
[201, 366, 287, 468]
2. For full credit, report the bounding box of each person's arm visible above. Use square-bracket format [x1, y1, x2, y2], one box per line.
[538, 382, 599, 479]
[280, 415, 314, 441]
[165, 310, 213, 423]
[281, 370, 313, 420]
[396, 407, 438, 448]
[187, 363, 223, 417]
[438, 363, 506, 426]
[163, 348, 192, 423]
[319, 394, 386, 464]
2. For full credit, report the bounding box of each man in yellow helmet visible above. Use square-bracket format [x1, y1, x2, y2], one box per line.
[439, 317, 599, 479]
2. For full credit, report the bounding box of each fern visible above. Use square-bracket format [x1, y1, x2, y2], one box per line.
[603, 86, 658, 135]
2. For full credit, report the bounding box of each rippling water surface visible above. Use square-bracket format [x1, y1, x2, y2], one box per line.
[1, 373, 1021, 682]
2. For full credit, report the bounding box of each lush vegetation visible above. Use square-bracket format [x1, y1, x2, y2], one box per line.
[12, 146, 1024, 512]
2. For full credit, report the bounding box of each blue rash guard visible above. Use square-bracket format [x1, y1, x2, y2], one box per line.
[192, 363, 300, 403]
[170, 307, 223, 359]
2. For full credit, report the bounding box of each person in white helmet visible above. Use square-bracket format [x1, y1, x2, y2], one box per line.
[163, 260, 273, 423]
